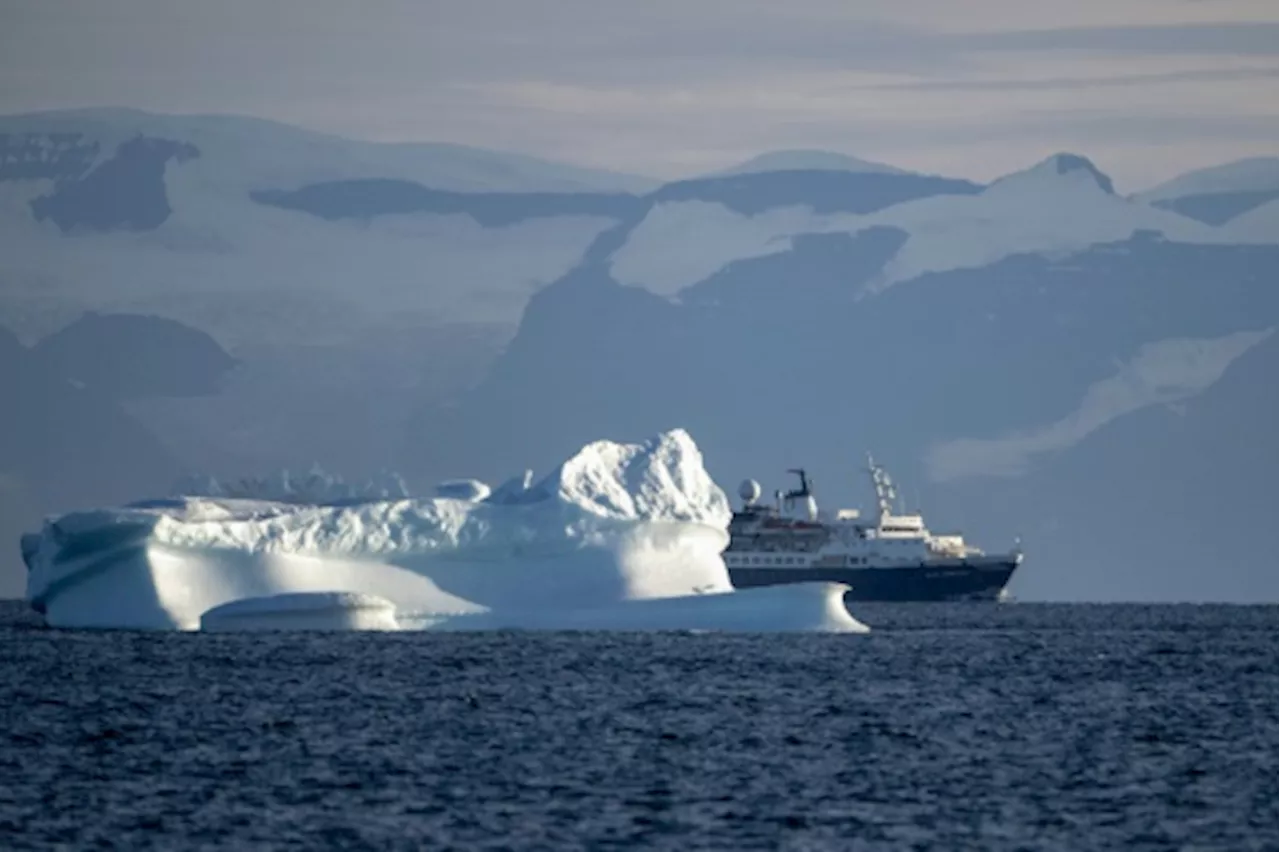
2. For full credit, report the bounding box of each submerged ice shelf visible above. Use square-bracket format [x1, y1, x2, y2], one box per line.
[201, 592, 401, 632]
[21, 429, 868, 633]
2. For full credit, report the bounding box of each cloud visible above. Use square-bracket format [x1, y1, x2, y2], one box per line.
[1, 0, 1275, 186]
[865, 111, 1280, 145]
[953, 22, 1277, 56]
[861, 66, 1277, 92]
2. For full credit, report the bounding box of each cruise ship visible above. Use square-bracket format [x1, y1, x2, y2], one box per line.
[724, 457, 1023, 602]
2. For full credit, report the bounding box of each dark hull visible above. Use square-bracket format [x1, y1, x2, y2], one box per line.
[728, 559, 1019, 602]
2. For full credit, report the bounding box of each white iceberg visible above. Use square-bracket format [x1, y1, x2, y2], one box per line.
[21, 429, 868, 633]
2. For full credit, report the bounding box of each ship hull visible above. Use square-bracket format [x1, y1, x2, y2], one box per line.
[727, 557, 1019, 602]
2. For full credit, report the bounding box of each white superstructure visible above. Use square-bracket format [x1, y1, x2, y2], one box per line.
[724, 455, 1021, 574]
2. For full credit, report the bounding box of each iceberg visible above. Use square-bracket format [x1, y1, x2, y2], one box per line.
[201, 592, 400, 632]
[401, 582, 861, 633]
[21, 429, 868, 633]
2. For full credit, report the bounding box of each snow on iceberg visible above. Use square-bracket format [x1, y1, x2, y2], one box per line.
[434, 479, 491, 502]
[170, 465, 412, 504]
[21, 429, 868, 633]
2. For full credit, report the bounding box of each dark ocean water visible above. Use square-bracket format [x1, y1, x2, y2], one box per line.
[1, 601, 1275, 851]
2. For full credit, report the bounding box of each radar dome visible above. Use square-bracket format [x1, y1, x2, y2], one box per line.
[738, 479, 762, 505]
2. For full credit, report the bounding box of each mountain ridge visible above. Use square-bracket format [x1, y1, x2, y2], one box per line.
[0, 107, 1275, 602]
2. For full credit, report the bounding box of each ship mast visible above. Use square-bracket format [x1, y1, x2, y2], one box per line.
[865, 453, 899, 520]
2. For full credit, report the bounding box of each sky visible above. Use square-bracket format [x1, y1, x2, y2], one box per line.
[1, 0, 1276, 191]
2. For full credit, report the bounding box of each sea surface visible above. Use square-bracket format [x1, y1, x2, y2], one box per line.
[1, 601, 1275, 851]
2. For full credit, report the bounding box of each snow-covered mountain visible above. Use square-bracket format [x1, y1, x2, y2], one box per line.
[710, 150, 908, 177]
[930, 334, 1277, 603]
[1134, 157, 1277, 225]
[0, 322, 182, 595]
[1136, 157, 1276, 203]
[0, 108, 657, 195]
[0, 108, 646, 506]
[30, 311, 237, 399]
[0, 108, 1275, 601]
[400, 154, 1277, 603]
[0, 109, 649, 348]
[609, 153, 1265, 299]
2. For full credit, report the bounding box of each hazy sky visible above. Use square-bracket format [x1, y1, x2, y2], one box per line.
[2, 0, 1276, 190]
